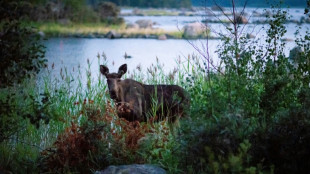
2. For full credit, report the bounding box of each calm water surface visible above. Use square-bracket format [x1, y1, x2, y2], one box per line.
[43, 38, 219, 81]
[43, 8, 309, 83]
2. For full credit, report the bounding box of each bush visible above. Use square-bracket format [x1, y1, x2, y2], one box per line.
[0, 8, 46, 87]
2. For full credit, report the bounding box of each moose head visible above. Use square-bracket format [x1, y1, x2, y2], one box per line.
[100, 64, 127, 101]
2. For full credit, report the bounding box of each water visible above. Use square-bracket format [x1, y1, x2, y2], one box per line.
[43, 38, 218, 80]
[43, 7, 309, 83]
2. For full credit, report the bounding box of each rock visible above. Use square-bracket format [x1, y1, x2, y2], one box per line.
[135, 19, 153, 29]
[246, 33, 255, 39]
[86, 34, 95, 38]
[236, 14, 248, 24]
[300, 16, 310, 24]
[153, 21, 159, 26]
[133, 8, 142, 15]
[289, 19, 299, 24]
[252, 10, 261, 17]
[183, 22, 208, 38]
[281, 38, 294, 42]
[165, 34, 176, 39]
[158, 34, 167, 40]
[211, 5, 225, 11]
[38, 31, 45, 37]
[106, 30, 121, 39]
[148, 34, 157, 39]
[95, 164, 166, 174]
[262, 10, 272, 17]
[126, 23, 139, 29]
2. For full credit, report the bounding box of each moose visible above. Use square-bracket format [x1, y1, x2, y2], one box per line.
[100, 64, 189, 124]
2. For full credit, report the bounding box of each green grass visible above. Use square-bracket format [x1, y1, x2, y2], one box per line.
[0, 53, 190, 173]
[19, 21, 196, 39]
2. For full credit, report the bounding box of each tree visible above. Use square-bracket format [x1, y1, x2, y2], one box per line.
[0, 0, 46, 87]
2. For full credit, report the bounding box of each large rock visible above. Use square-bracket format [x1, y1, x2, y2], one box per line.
[126, 23, 139, 29]
[262, 10, 272, 17]
[300, 16, 310, 24]
[246, 33, 255, 39]
[38, 31, 45, 38]
[158, 34, 167, 40]
[281, 38, 294, 42]
[106, 30, 121, 39]
[252, 10, 261, 17]
[211, 5, 225, 11]
[135, 20, 153, 29]
[95, 164, 166, 174]
[183, 22, 208, 38]
[236, 14, 248, 24]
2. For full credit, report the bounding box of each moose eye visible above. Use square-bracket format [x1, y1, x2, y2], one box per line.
[117, 79, 121, 82]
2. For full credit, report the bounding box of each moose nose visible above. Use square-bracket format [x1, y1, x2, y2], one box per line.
[109, 91, 117, 99]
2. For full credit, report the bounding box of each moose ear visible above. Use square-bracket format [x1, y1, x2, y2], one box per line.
[118, 64, 127, 76]
[100, 65, 109, 76]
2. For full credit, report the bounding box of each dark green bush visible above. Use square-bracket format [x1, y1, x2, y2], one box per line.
[176, 3, 310, 173]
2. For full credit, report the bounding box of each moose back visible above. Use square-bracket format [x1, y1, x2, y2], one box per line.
[100, 64, 189, 123]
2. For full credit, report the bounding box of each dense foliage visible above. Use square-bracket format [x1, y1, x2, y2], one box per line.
[0, 0, 123, 24]
[0, 0, 46, 87]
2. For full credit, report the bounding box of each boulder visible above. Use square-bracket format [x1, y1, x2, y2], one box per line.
[236, 14, 248, 24]
[211, 5, 225, 11]
[106, 30, 121, 39]
[95, 164, 166, 174]
[126, 23, 139, 29]
[133, 8, 143, 15]
[158, 34, 167, 40]
[281, 38, 294, 42]
[38, 31, 45, 38]
[246, 33, 255, 39]
[300, 16, 310, 24]
[135, 20, 153, 29]
[262, 10, 272, 17]
[252, 10, 261, 17]
[183, 22, 208, 38]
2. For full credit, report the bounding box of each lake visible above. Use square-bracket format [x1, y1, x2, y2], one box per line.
[43, 7, 309, 83]
[43, 38, 218, 81]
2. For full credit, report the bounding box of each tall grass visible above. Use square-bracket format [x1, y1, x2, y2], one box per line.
[0, 51, 192, 173]
[26, 21, 184, 38]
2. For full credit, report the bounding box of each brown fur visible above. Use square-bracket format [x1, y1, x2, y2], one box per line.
[100, 64, 190, 123]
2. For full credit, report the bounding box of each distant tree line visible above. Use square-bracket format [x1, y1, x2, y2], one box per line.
[0, 0, 123, 23]
[192, 0, 307, 7]
[89, 0, 192, 8]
